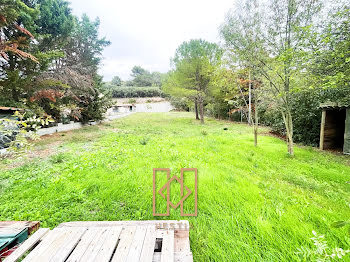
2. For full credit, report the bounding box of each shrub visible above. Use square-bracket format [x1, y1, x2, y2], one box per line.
[0, 112, 44, 152]
[259, 87, 350, 146]
[169, 97, 190, 111]
[111, 86, 164, 98]
[127, 98, 137, 104]
[50, 152, 68, 164]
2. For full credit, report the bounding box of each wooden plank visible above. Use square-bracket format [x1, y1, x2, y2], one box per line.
[76, 227, 109, 262]
[22, 228, 68, 262]
[49, 227, 87, 262]
[65, 228, 102, 262]
[139, 226, 157, 262]
[153, 252, 193, 262]
[0, 221, 30, 229]
[58, 221, 189, 231]
[111, 226, 136, 262]
[26, 228, 85, 262]
[0, 227, 25, 236]
[126, 226, 147, 262]
[0, 221, 39, 235]
[174, 252, 193, 262]
[174, 230, 190, 253]
[92, 227, 122, 262]
[35, 228, 75, 261]
[4, 228, 50, 262]
[320, 110, 326, 150]
[160, 229, 174, 262]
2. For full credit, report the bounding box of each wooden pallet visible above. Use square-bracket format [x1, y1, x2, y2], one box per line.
[4, 220, 192, 262]
[0, 221, 40, 260]
[0, 221, 40, 237]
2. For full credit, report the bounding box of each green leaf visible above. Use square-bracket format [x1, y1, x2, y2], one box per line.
[331, 221, 348, 228]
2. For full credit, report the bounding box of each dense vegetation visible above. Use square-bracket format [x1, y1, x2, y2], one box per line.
[103, 65, 166, 98]
[164, 0, 350, 154]
[0, 0, 111, 123]
[1, 113, 349, 261]
[108, 86, 164, 98]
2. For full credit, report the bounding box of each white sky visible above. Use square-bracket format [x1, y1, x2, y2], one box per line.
[68, 0, 235, 81]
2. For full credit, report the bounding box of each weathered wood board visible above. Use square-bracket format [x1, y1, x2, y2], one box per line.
[4, 220, 192, 262]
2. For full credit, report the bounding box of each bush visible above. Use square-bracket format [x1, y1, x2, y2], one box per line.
[259, 87, 350, 146]
[206, 101, 232, 120]
[111, 86, 164, 98]
[0, 112, 42, 151]
[169, 97, 190, 111]
[127, 98, 137, 104]
[0, 121, 19, 149]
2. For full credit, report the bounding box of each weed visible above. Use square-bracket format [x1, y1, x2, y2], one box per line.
[49, 152, 67, 164]
[139, 137, 149, 145]
[201, 130, 208, 136]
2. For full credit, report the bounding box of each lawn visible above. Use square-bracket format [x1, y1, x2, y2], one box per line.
[1, 112, 350, 261]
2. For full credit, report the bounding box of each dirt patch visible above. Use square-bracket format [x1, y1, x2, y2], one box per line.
[1, 132, 69, 170]
[29, 140, 63, 159]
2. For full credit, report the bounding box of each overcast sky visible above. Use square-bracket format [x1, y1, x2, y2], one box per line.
[68, 0, 235, 81]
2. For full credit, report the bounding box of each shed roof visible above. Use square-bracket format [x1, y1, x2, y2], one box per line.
[320, 102, 349, 109]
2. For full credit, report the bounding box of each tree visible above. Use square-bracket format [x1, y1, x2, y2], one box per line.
[210, 66, 261, 145]
[36, 0, 74, 51]
[221, 0, 322, 155]
[0, 1, 111, 123]
[0, 0, 42, 104]
[0, 0, 38, 63]
[111, 75, 122, 86]
[62, 14, 110, 74]
[164, 39, 222, 123]
[37, 14, 111, 122]
[151, 71, 163, 87]
[131, 65, 148, 77]
[127, 66, 165, 87]
[129, 66, 152, 86]
[309, 4, 350, 93]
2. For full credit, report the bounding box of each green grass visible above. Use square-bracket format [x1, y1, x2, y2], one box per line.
[1, 112, 350, 261]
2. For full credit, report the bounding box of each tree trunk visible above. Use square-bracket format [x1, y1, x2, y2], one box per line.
[194, 98, 199, 120]
[282, 110, 294, 155]
[254, 102, 258, 147]
[9, 55, 19, 102]
[248, 71, 252, 125]
[199, 97, 204, 124]
[11, 87, 19, 102]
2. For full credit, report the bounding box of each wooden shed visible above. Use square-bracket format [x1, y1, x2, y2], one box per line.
[319, 102, 350, 154]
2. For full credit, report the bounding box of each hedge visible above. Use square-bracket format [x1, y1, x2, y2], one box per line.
[111, 86, 164, 98]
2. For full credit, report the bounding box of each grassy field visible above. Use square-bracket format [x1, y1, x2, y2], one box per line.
[1, 112, 350, 261]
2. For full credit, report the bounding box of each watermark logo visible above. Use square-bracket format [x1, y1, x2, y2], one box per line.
[153, 168, 197, 216]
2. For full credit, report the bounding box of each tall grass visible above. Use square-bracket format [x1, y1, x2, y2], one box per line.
[0, 112, 349, 261]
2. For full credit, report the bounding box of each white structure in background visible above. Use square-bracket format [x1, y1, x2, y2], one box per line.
[135, 102, 173, 112]
[106, 101, 173, 115]
[106, 104, 136, 115]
